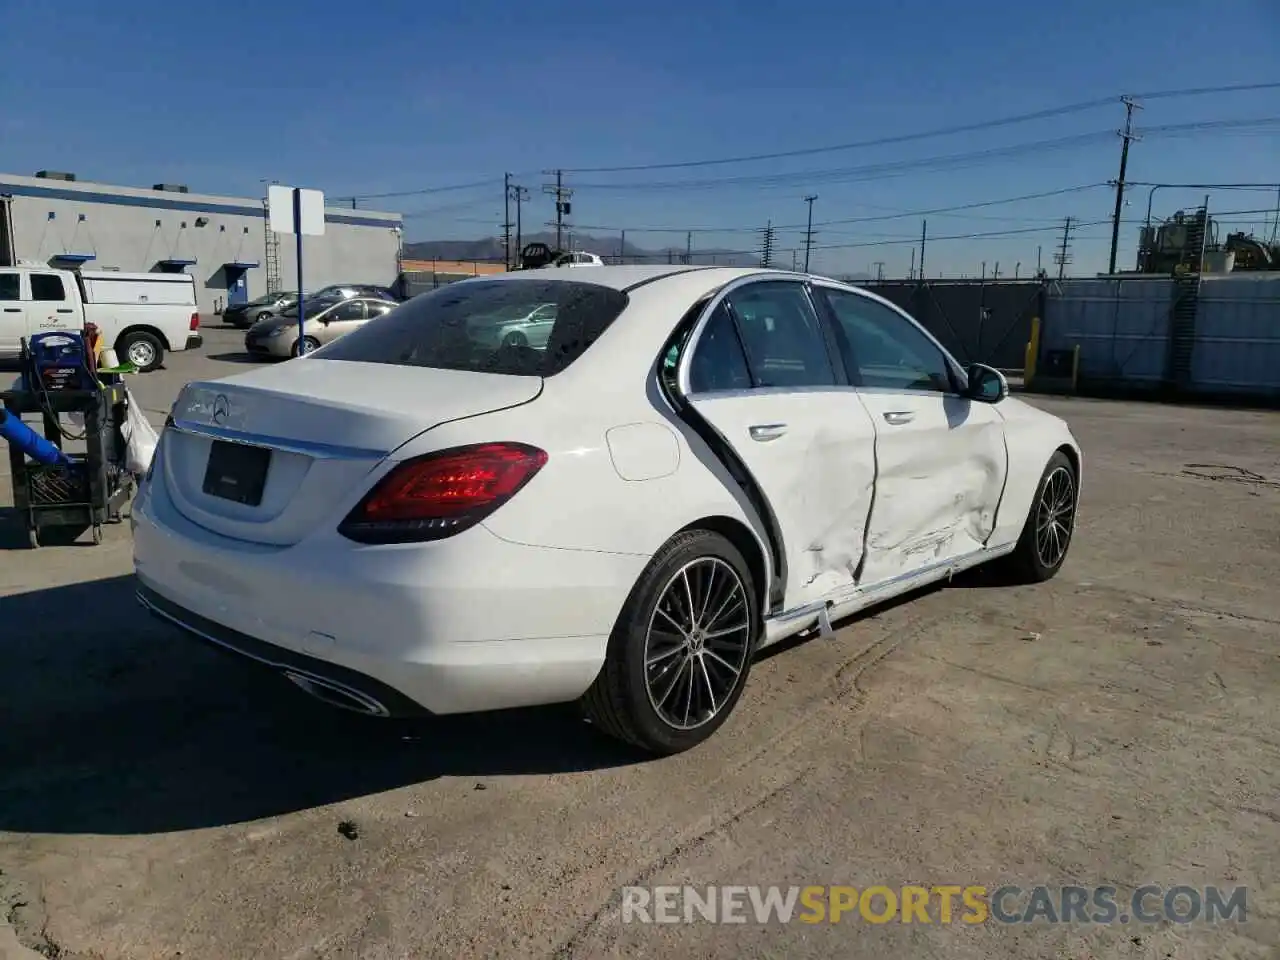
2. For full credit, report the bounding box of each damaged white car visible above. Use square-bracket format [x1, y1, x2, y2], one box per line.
[133, 266, 1081, 755]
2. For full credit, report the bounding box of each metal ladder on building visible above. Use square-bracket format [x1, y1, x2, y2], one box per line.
[1166, 208, 1206, 391]
[264, 227, 282, 294]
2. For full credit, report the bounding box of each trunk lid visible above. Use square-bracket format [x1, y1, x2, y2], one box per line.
[161, 359, 542, 545]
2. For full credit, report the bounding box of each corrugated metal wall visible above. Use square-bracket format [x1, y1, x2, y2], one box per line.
[1041, 275, 1280, 398]
[1042, 278, 1172, 385]
[860, 279, 1045, 371]
[1192, 276, 1280, 395]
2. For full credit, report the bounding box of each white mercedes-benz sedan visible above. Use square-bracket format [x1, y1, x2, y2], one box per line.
[133, 265, 1081, 754]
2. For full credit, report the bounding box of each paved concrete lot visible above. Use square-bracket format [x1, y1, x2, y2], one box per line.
[2, 323, 1278, 959]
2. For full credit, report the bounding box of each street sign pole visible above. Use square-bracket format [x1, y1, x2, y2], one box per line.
[267, 184, 325, 357]
[293, 188, 305, 354]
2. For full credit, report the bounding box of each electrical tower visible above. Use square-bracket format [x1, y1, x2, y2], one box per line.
[1107, 95, 1143, 275]
[542, 170, 573, 251]
[802, 195, 818, 272]
[758, 221, 776, 268]
[1055, 217, 1074, 279]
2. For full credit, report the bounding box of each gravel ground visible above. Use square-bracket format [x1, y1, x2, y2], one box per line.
[1, 325, 1277, 959]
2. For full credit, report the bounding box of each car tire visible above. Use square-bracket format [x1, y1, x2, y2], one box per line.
[117, 331, 165, 372]
[503, 331, 528, 349]
[581, 529, 759, 755]
[1002, 451, 1077, 583]
[291, 336, 321, 358]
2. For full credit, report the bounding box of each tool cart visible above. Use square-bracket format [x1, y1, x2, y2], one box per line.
[1, 332, 135, 547]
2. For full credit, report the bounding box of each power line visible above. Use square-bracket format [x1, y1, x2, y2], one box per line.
[334, 178, 504, 203]
[512, 183, 1112, 237]
[569, 131, 1119, 192]
[559, 82, 1280, 174]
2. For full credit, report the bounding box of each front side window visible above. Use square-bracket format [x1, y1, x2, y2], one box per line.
[329, 300, 367, 322]
[819, 289, 956, 393]
[314, 278, 629, 377]
[0, 273, 19, 301]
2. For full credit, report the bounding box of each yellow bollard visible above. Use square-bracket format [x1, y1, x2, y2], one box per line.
[1024, 317, 1041, 386]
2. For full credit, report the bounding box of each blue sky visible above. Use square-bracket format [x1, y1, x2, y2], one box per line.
[2, 0, 1277, 276]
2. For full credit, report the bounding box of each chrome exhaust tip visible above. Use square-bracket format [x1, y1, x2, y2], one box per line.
[283, 671, 390, 718]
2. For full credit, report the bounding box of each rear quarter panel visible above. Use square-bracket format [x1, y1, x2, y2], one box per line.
[388, 376, 774, 570]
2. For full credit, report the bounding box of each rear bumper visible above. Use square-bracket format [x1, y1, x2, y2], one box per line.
[131, 470, 648, 715]
[137, 583, 430, 717]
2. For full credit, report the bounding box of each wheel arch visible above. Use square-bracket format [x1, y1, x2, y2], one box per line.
[115, 323, 173, 351]
[676, 515, 772, 620]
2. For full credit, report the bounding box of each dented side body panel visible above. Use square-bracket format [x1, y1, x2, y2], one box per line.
[686, 389, 877, 611]
[853, 390, 1010, 586]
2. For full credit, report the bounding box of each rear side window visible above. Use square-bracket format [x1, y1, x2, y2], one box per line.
[315, 279, 630, 377]
[30, 274, 66, 301]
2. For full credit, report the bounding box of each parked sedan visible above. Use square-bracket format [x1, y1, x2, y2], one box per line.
[223, 291, 297, 329]
[227, 286, 398, 330]
[243, 296, 395, 358]
[467, 302, 558, 349]
[134, 265, 1082, 755]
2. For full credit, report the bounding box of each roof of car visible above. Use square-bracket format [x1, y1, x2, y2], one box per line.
[479, 264, 788, 292]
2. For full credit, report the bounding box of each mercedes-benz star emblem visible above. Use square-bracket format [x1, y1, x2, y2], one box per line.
[211, 395, 230, 425]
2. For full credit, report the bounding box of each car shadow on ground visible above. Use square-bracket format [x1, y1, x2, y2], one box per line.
[205, 352, 265, 364]
[0, 574, 645, 836]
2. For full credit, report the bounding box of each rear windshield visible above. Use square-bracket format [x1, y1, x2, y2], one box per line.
[313, 278, 630, 377]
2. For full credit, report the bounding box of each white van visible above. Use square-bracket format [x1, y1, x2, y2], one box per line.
[0, 263, 202, 371]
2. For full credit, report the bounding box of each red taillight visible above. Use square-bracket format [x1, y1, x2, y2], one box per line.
[190, 312, 200, 330]
[339, 442, 548, 543]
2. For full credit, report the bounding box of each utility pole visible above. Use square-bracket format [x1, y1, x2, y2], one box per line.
[619, 229, 626, 264]
[872, 261, 885, 282]
[685, 231, 692, 265]
[502, 172, 512, 270]
[510, 184, 529, 263]
[1037, 245, 1043, 276]
[802, 195, 818, 272]
[759, 221, 776, 268]
[918, 220, 927, 281]
[1055, 217, 1074, 279]
[1015, 261, 1021, 278]
[981, 261, 986, 281]
[542, 170, 572, 251]
[993, 262, 1000, 280]
[909, 247, 916, 280]
[1108, 95, 1143, 275]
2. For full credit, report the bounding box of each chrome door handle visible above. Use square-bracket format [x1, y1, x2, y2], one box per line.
[748, 423, 788, 442]
[882, 411, 915, 425]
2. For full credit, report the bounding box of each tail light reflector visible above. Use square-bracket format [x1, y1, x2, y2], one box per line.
[339, 442, 548, 544]
[190, 312, 200, 330]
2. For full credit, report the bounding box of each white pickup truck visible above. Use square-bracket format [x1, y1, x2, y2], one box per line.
[0, 262, 202, 371]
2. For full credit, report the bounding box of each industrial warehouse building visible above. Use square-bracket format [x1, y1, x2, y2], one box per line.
[0, 171, 402, 315]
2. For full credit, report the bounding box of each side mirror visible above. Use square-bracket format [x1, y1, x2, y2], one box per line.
[966, 363, 1008, 403]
